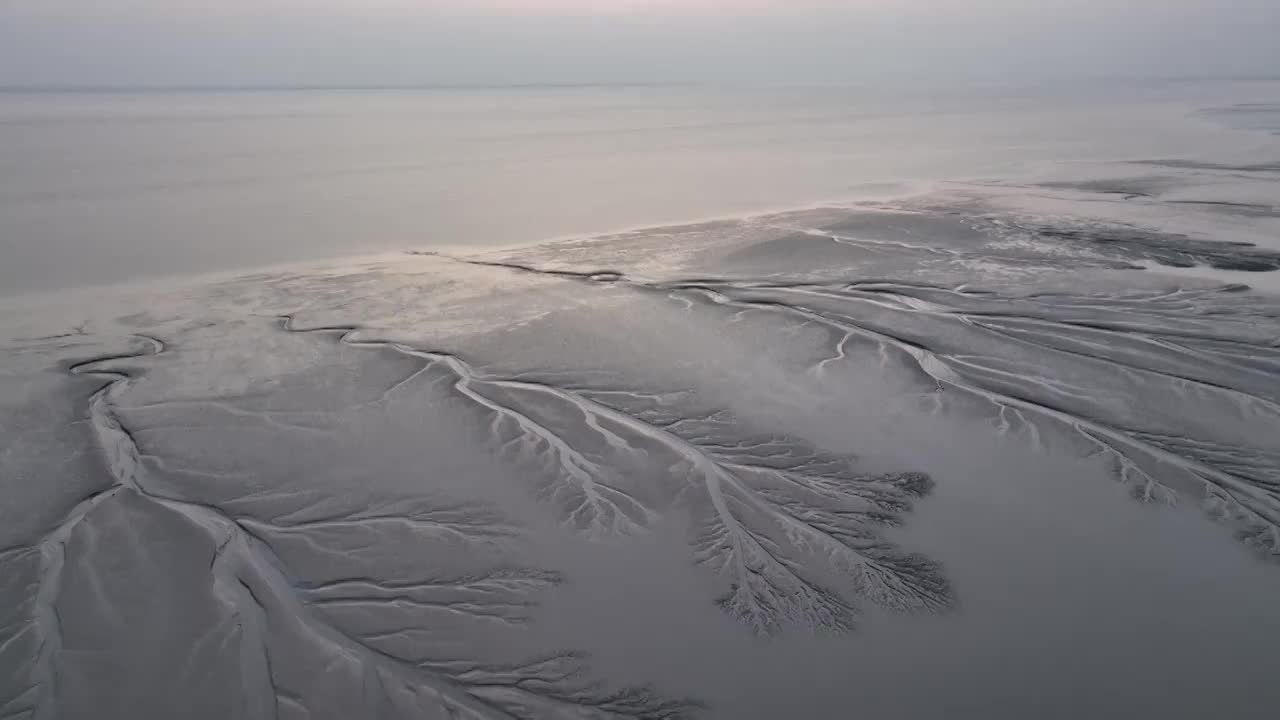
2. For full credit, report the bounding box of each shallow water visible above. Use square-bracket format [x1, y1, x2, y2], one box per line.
[3, 82, 1280, 719]
[3, 80, 1279, 296]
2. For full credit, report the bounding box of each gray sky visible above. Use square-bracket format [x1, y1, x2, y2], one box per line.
[2, 1, 1278, 87]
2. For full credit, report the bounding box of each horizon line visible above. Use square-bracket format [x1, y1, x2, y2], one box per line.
[2, 74, 1279, 95]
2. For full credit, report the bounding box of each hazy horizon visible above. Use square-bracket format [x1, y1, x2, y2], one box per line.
[4, 1, 1279, 88]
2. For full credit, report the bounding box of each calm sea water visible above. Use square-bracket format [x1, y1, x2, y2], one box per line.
[2, 80, 1278, 296]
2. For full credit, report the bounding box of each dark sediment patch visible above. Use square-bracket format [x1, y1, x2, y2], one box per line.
[1164, 200, 1280, 218]
[1035, 177, 1181, 199]
[1131, 158, 1280, 173]
[1020, 224, 1280, 272]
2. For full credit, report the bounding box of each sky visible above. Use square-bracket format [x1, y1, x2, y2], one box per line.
[2, 1, 1279, 88]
